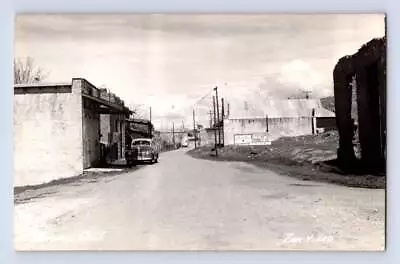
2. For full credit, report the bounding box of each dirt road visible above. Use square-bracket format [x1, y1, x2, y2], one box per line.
[14, 148, 385, 250]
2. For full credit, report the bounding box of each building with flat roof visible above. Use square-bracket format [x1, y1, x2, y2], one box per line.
[14, 78, 132, 186]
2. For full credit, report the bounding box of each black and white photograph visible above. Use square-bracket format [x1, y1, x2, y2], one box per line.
[13, 13, 386, 251]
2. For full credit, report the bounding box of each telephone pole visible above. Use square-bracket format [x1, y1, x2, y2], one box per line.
[149, 106, 152, 122]
[214, 86, 220, 146]
[193, 109, 197, 148]
[212, 96, 218, 157]
[172, 122, 175, 148]
[149, 106, 152, 137]
[221, 97, 225, 146]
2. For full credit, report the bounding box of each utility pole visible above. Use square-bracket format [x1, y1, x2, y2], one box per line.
[209, 110, 213, 128]
[149, 106, 152, 138]
[193, 109, 197, 148]
[311, 108, 316, 135]
[149, 106, 152, 122]
[221, 97, 225, 146]
[212, 96, 218, 157]
[172, 122, 175, 148]
[214, 86, 220, 146]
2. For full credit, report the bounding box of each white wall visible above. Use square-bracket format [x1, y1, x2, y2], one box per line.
[224, 117, 313, 145]
[13, 83, 83, 186]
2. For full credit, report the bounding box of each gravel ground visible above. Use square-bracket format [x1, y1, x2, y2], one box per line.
[188, 131, 385, 189]
[14, 148, 385, 251]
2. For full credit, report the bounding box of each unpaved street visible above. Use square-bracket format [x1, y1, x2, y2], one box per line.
[14, 148, 385, 251]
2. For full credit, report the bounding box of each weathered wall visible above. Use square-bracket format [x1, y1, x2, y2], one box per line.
[224, 117, 313, 145]
[82, 98, 101, 168]
[13, 84, 83, 186]
[333, 37, 386, 165]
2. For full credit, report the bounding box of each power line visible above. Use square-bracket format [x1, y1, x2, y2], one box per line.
[194, 89, 214, 106]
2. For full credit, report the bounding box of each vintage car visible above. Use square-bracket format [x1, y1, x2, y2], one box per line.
[126, 138, 159, 166]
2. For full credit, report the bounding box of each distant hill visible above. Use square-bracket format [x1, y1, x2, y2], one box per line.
[320, 96, 335, 113]
[321, 93, 359, 121]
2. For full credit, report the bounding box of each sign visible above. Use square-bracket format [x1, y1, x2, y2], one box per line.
[234, 134, 252, 145]
[234, 133, 271, 145]
[252, 134, 268, 144]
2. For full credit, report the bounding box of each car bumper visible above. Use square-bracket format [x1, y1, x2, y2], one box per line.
[126, 153, 155, 162]
[136, 156, 153, 161]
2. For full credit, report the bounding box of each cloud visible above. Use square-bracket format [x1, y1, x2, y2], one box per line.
[279, 60, 321, 87]
[14, 14, 385, 130]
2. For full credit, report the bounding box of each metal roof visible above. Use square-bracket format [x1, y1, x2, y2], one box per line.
[227, 99, 335, 119]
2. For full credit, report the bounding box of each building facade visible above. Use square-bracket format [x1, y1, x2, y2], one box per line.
[222, 99, 335, 145]
[14, 78, 131, 187]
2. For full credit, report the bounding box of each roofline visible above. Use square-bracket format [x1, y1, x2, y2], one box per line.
[14, 82, 71, 88]
[227, 114, 335, 120]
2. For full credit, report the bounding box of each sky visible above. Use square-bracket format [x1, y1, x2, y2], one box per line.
[14, 14, 385, 130]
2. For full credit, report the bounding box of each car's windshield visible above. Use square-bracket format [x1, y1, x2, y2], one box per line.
[132, 140, 151, 146]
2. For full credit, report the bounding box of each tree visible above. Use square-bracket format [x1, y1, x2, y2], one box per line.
[128, 103, 145, 119]
[14, 57, 48, 84]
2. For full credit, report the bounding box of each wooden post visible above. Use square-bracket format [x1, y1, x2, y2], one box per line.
[266, 114, 269, 133]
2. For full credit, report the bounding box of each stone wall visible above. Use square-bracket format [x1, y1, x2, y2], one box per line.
[333, 37, 386, 166]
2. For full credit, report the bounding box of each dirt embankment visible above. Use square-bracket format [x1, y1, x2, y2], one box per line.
[188, 131, 385, 189]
